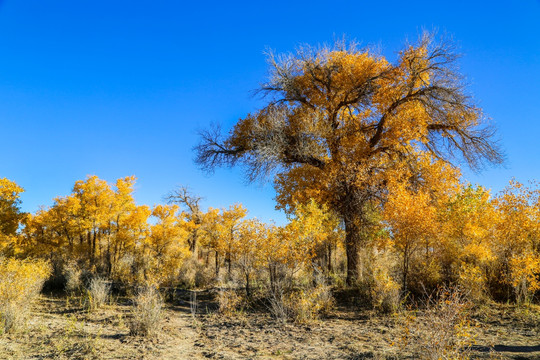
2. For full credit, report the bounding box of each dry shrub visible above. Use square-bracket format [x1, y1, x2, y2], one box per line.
[129, 287, 163, 337]
[407, 258, 443, 297]
[268, 281, 335, 324]
[0, 257, 51, 334]
[398, 286, 477, 359]
[268, 284, 289, 323]
[63, 261, 83, 293]
[179, 257, 214, 288]
[217, 288, 244, 317]
[111, 254, 135, 285]
[86, 277, 110, 311]
[288, 283, 335, 323]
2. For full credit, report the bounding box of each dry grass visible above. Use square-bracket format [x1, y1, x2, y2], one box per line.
[63, 261, 83, 293]
[128, 287, 163, 337]
[51, 315, 102, 360]
[287, 283, 335, 324]
[86, 277, 110, 311]
[2, 289, 540, 359]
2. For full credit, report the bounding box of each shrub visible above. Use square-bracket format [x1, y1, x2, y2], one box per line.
[397, 286, 477, 360]
[63, 261, 83, 293]
[371, 270, 401, 314]
[287, 283, 335, 323]
[129, 287, 163, 337]
[268, 281, 335, 324]
[178, 257, 215, 288]
[86, 277, 110, 311]
[0, 257, 50, 333]
[216, 288, 244, 317]
[268, 285, 289, 323]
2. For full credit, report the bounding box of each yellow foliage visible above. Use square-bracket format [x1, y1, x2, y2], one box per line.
[0, 257, 51, 333]
[0, 178, 25, 255]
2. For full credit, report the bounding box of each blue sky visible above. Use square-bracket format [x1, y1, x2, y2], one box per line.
[0, 0, 539, 223]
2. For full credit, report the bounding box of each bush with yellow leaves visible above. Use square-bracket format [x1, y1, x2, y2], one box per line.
[217, 288, 245, 317]
[371, 270, 401, 314]
[0, 257, 51, 333]
[285, 283, 335, 324]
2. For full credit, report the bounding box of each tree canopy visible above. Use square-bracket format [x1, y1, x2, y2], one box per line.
[196, 33, 503, 284]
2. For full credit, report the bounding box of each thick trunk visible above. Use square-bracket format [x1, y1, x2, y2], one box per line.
[344, 218, 360, 285]
[342, 200, 370, 286]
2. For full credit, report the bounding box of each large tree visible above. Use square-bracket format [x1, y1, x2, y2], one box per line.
[195, 33, 502, 284]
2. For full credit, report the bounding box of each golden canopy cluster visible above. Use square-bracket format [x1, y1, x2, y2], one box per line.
[1, 175, 540, 304]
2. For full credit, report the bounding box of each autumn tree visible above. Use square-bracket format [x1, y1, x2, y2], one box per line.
[196, 33, 502, 284]
[438, 184, 495, 300]
[142, 204, 190, 286]
[166, 186, 203, 254]
[492, 180, 540, 302]
[218, 204, 248, 277]
[0, 178, 25, 254]
[200, 207, 224, 276]
[236, 218, 268, 296]
[385, 185, 438, 292]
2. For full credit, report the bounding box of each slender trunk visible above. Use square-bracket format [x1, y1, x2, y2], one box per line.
[91, 231, 97, 266]
[402, 246, 409, 294]
[245, 272, 250, 297]
[327, 243, 333, 273]
[269, 263, 276, 293]
[215, 251, 219, 277]
[107, 235, 112, 275]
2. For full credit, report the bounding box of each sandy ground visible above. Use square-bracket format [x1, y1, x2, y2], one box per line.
[1, 291, 540, 359]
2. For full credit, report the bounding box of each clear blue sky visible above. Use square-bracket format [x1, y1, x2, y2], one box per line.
[1, 0, 539, 223]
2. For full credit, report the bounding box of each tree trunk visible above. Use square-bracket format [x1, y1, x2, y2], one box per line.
[188, 231, 198, 254]
[215, 251, 219, 277]
[245, 273, 250, 297]
[402, 248, 409, 294]
[344, 218, 360, 286]
[342, 201, 370, 286]
[327, 243, 333, 274]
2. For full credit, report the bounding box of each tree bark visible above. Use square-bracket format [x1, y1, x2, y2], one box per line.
[342, 197, 372, 286]
[344, 216, 361, 285]
[215, 251, 219, 277]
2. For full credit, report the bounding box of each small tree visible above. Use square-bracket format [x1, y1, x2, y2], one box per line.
[0, 178, 25, 255]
